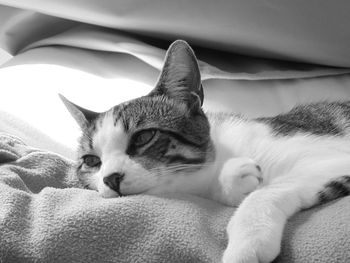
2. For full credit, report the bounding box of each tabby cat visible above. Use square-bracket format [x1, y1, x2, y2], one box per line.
[61, 40, 350, 263]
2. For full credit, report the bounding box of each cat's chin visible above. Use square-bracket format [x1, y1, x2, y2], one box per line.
[99, 188, 120, 198]
[97, 185, 155, 198]
[120, 187, 153, 196]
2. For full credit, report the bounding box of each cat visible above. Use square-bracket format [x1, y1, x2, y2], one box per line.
[60, 40, 350, 263]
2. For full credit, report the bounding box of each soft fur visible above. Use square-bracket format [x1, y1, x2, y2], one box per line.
[61, 40, 350, 263]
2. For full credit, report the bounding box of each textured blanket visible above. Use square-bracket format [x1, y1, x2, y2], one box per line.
[0, 133, 349, 263]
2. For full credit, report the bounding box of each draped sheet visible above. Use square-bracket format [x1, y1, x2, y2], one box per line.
[1, 0, 350, 67]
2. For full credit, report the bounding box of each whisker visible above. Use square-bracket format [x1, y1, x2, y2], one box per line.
[148, 162, 219, 174]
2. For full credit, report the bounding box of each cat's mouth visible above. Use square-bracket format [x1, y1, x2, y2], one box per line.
[116, 184, 155, 197]
[116, 189, 124, 197]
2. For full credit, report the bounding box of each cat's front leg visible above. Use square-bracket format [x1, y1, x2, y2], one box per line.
[222, 186, 301, 263]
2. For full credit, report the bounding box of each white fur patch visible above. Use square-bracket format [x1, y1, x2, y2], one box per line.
[93, 112, 128, 156]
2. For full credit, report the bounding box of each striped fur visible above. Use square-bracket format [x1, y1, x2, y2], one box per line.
[319, 175, 350, 203]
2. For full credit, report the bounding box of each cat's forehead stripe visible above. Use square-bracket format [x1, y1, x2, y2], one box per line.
[113, 103, 133, 132]
[111, 98, 156, 132]
[98, 100, 188, 139]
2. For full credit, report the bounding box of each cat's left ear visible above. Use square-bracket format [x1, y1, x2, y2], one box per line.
[150, 40, 204, 108]
[59, 94, 99, 129]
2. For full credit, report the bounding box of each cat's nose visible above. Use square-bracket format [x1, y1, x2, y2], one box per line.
[103, 172, 125, 195]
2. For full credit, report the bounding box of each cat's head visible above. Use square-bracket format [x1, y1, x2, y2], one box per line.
[61, 40, 215, 197]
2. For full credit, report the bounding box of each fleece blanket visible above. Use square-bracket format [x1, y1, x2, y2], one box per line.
[0, 133, 350, 263]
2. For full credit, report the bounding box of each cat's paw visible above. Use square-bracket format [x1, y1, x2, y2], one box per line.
[222, 237, 280, 263]
[218, 157, 262, 206]
[222, 245, 258, 263]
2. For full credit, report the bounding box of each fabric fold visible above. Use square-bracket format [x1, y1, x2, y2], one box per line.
[18, 24, 350, 81]
[1, 4, 350, 83]
[1, 0, 350, 67]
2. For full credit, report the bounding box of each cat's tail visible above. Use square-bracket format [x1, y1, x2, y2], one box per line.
[318, 175, 350, 203]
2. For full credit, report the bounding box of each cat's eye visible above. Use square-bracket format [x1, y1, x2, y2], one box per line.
[82, 155, 101, 168]
[133, 130, 156, 147]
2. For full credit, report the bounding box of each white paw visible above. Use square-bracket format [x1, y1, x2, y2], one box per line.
[218, 157, 262, 206]
[222, 244, 258, 263]
[222, 237, 280, 263]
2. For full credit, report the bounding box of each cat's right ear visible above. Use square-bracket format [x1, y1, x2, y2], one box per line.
[59, 94, 99, 129]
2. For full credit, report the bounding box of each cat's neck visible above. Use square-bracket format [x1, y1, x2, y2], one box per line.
[207, 113, 269, 161]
